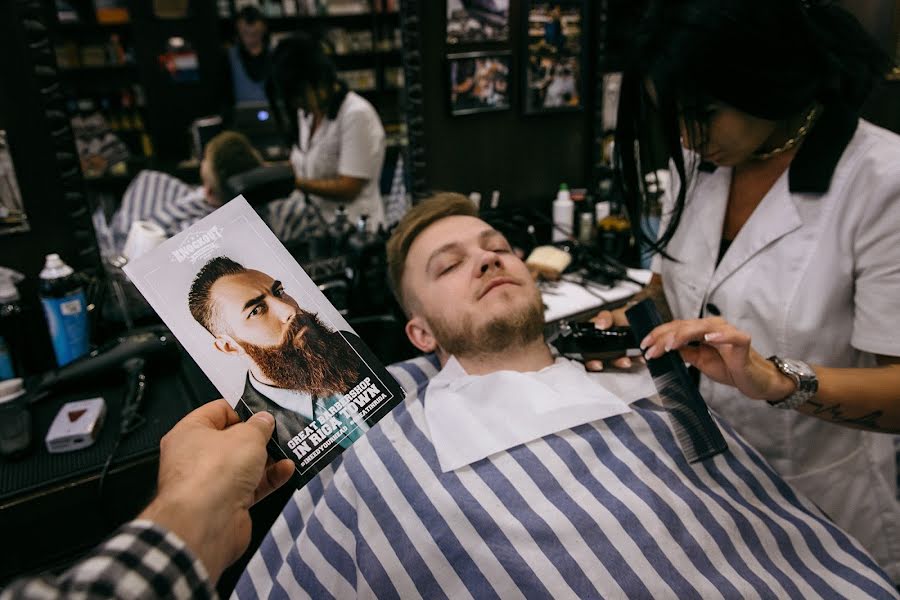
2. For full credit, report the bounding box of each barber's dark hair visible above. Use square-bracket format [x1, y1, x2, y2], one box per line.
[188, 256, 247, 335]
[236, 5, 264, 23]
[615, 0, 892, 258]
[266, 32, 349, 146]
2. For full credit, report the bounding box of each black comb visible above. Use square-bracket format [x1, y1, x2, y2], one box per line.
[626, 299, 728, 463]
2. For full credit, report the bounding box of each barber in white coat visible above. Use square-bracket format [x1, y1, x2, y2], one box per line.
[268, 33, 386, 227]
[595, 0, 900, 582]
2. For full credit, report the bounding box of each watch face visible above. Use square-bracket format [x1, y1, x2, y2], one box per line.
[781, 358, 815, 378]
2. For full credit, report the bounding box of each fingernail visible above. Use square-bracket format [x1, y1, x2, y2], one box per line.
[643, 347, 657, 359]
[621, 358, 632, 368]
[640, 335, 652, 349]
[595, 317, 610, 329]
[664, 343, 672, 353]
[255, 411, 275, 426]
[704, 332, 722, 342]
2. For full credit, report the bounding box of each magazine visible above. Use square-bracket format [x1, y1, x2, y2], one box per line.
[124, 197, 405, 488]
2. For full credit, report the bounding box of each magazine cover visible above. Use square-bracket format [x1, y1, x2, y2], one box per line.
[124, 197, 405, 488]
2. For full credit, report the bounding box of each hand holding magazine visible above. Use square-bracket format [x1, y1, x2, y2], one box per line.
[124, 197, 404, 489]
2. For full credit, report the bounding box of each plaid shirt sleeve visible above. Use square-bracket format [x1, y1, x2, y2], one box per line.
[1, 520, 216, 600]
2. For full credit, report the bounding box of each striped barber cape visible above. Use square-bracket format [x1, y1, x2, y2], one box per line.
[110, 170, 320, 251]
[234, 355, 898, 599]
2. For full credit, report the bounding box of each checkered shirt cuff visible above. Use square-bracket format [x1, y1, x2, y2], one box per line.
[1, 520, 215, 600]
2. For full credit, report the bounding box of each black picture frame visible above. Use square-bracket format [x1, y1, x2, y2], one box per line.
[522, 1, 586, 115]
[446, 0, 510, 45]
[448, 51, 512, 116]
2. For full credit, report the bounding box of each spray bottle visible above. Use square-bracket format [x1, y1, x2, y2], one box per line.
[39, 254, 90, 366]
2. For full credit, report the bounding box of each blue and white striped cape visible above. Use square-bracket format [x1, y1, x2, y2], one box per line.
[110, 170, 319, 251]
[234, 355, 898, 599]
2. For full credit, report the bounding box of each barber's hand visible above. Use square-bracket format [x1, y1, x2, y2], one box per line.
[139, 400, 295, 583]
[584, 307, 636, 371]
[639, 317, 795, 402]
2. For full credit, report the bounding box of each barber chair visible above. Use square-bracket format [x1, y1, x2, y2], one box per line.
[223, 163, 296, 207]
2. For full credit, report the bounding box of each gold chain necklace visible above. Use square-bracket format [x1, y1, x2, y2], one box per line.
[753, 105, 821, 161]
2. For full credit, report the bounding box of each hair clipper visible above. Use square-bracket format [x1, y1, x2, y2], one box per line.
[550, 321, 641, 361]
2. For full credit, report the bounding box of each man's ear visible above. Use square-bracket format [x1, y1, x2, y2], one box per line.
[213, 334, 244, 356]
[405, 316, 438, 354]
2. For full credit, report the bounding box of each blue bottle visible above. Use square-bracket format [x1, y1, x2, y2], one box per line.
[39, 253, 90, 366]
[0, 337, 13, 380]
[0, 268, 25, 380]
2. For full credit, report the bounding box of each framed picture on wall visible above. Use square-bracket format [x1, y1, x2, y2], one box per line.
[523, 1, 586, 114]
[446, 0, 510, 45]
[448, 51, 511, 115]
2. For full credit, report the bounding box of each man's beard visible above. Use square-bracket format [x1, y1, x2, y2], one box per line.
[240, 312, 363, 397]
[427, 287, 545, 358]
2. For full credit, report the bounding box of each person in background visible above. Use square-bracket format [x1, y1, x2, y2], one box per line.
[231, 194, 897, 598]
[109, 131, 321, 252]
[595, 0, 900, 581]
[1, 400, 295, 599]
[268, 32, 386, 227]
[224, 5, 271, 106]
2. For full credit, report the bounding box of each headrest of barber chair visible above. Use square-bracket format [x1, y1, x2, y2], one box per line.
[224, 164, 296, 207]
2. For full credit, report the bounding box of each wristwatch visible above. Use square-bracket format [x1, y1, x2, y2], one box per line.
[767, 356, 818, 409]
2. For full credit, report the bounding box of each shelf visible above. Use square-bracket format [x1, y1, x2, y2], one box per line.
[332, 49, 401, 69]
[58, 64, 137, 75]
[53, 20, 132, 36]
[57, 64, 139, 91]
[220, 12, 397, 29]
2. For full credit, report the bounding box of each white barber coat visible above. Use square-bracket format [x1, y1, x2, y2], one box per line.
[290, 91, 386, 226]
[653, 116, 900, 581]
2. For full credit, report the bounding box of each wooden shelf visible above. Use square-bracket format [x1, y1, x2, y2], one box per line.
[219, 11, 397, 29]
[53, 20, 132, 36]
[57, 64, 139, 91]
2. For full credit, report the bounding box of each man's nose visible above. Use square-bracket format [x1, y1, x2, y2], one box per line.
[477, 249, 502, 275]
[271, 296, 296, 322]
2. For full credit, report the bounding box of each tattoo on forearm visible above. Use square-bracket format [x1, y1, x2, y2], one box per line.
[804, 400, 886, 431]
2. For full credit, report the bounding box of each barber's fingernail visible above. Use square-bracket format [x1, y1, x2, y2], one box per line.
[643, 346, 657, 359]
[255, 411, 275, 426]
[640, 335, 652, 349]
[704, 332, 723, 342]
[664, 343, 672, 353]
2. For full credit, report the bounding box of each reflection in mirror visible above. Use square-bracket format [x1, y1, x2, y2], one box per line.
[0, 130, 28, 235]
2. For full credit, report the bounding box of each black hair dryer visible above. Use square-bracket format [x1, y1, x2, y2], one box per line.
[28, 325, 176, 401]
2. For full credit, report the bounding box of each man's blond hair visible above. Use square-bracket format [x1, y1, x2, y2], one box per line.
[386, 192, 477, 314]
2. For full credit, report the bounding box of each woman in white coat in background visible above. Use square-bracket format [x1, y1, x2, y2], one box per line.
[267, 33, 386, 228]
[596, 0, 900, 582]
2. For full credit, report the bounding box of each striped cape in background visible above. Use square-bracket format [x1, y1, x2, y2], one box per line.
[110, 170, 320, 251]
[234, 355, 898, 599]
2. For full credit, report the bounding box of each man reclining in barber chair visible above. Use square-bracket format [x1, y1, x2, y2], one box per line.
[234, 193, 898, 598]
[109, 131, 321, 253]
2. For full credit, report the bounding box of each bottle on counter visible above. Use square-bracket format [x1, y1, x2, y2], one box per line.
[39, 253, 90, 367]
[328, 205, 354, 255]
[596, 201, 631, 260]
[552, 183, 573, 243]
[0, 268, 25, 381]
[0, 378, 31, 458]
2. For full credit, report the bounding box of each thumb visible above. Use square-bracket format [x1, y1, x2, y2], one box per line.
[244, 411, 276, 444]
